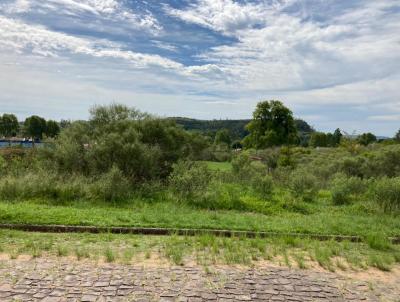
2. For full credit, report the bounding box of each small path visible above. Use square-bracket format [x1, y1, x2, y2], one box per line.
[0, 258, 399, 301]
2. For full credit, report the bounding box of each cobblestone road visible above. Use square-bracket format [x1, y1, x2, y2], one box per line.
[0, 258, 399, 301]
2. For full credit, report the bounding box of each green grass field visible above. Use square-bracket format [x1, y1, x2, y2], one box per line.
[203, 161, 233, 172]
[0, 199, 399, 237]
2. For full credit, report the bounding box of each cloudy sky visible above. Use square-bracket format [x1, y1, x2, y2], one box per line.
[0, 0, 399, 135]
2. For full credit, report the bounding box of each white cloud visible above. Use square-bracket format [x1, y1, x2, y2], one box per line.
[0, 16, 180, 69]
[1, 0, 400, 135]
[167, 0, 400, 93]
[165, 0, 296, 36]
[0, 16, 241, 79]
[151, 40, 179, 52]
[368, 115, 400, 122]
[1, 0, 162, 33]
[3, 0, 30, 13]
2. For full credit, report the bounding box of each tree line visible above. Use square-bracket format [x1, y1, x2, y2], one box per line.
[2, 100, 399, 149]
[0, 114, 60, 142]
[212, 101, 398, 149]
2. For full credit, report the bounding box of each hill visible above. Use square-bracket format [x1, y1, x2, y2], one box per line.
[171, 117, 314, 140]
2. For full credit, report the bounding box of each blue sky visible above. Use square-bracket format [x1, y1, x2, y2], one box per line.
[0, 0, 399, 135]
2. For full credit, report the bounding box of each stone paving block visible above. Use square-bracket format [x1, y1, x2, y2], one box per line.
[0, 257, 398, 301]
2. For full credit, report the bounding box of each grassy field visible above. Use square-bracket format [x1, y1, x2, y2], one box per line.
[0, 229, 399, 271]
[204, 161, 233, 172]
[1, 199, 399, 237]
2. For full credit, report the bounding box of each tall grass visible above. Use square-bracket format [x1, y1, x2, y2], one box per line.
[372, 177, 400, 212]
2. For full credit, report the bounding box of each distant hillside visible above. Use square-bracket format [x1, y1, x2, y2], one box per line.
[170, 117, 314, 140]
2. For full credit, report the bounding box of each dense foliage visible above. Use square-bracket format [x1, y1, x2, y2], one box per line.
[243, 100, 298, 148]
[48, 104, 198, 181]
[0, 114, 19, 139]
[0, 102, 400, 218]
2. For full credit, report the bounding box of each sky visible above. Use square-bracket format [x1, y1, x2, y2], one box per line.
[0, 0, 399, 136]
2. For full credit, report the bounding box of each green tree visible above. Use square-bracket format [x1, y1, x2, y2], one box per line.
[309, 132, 328, 147]
[60, 119, 72, 129]
[395, 129, 400, 142]
[294, 119, 314, 133]
[0, 114, 19, 144]
[332, 128, 342, 146]
[358, 132, 377, 146]
[243, 100, 298, 148]
[45, 120, 61, 138]
[24, 115, 47, 142]
[214, 129, 231, 147]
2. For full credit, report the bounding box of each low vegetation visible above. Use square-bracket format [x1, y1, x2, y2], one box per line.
[0, 230, 399, 271]
[1, 102, 400, 273]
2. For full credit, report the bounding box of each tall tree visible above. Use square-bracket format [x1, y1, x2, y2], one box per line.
[0, 114, 19, 145]
[45, 120, 60, 138]
[24, 115, 47, 144]
[0, 114, 19, 137]
[243, 100, 298, 148]
[332, 128, 342, 146]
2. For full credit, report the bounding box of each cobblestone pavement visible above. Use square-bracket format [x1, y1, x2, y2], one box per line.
[0, 258, 399, 301]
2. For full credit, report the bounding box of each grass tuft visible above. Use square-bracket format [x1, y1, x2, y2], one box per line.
[104, 247, 116, 263]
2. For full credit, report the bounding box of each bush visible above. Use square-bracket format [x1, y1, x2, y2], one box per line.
[50, 104, 193, 181]
[201, 182, 245, 210]
[0, 171, 67, 200]
[330, 174, 366, 205]
[0, 167, 131, 202]
[169, 161, 212, 202]
[271, 166, 292, 187]
[231, 152, 268, 182]
[372, 177, 400, 212]
[231, 152, 252, 175]
[339, 157, 364, 177]
[89, 166, 131, 202]
[289, 169, 318, 202]
[251, 174, 274, 199]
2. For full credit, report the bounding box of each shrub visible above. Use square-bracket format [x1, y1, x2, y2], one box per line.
[89, 166, 131, 202]
[231, 152, 252, 175]
[271, 166, 292, 187]
[231, 152, 268, 182]
[330, 174, 366, 205]
[367, 150, 400, 178]
[339, 157, 364, 177]
[278, 146, 295, 168]
[201, 182, 245, 211]
[51, 104, 193, 181]
[372, 177, 400, 212]
[0, 175, 19, 200]
[251, 174, 274, 199]
[169, 161, 212, 202]
[258, 148, 279, 170]
[289, 169, 318, 202]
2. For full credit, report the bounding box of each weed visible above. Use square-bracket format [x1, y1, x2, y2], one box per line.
[366, 233, 392, 251]
[74, 246, 90, 260]
[104, 247, 116, 263]
[165, 236, 185, 265]
[293, 252, 307, 269]
[57, 245, 69, 257]
[122, 249, 134, 264]
[314, 246, 334, 271]
[368, 254, 393, 271]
